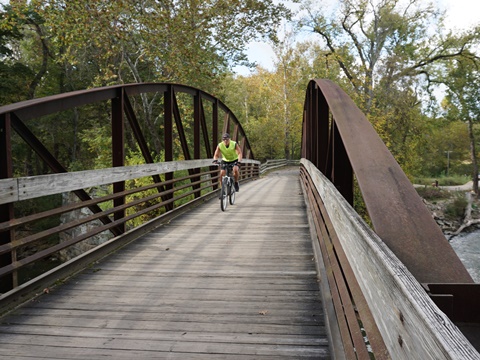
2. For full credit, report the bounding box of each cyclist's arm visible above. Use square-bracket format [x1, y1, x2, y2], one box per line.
[213, 146, 221, 161]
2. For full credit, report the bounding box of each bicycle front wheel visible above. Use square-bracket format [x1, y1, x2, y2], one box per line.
[220, 178, 228, 211]
[229, 181, 236, 205]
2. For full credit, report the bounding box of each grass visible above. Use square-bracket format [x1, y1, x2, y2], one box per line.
[412, 175, 471, 187]
[415, 186, 451, 201]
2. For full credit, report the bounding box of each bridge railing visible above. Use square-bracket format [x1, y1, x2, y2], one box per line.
[0, 82, 259, 305]
[0, 158, 260, 311]
[300, 158, 479, 360]
[259, 159, 300, 174]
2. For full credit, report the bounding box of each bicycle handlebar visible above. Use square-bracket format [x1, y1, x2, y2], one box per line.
[213, 160, 241, 167]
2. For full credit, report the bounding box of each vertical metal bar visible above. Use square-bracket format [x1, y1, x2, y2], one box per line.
[318, 91, 330, 174]
[302, 108, 307, 160]
[0, 113, 15, 292]
[193, 92, 201, 197]
[212, 100, 219, 151]
[325, 117, 334, 180]
[193, 91, 201, 160]
[164, 86, 173, 162]
[211, 100, 220, 189]
[222, 112, 230, 135]
[239, 136, 246, 159]
[112, 90, 125, 233]
[311, 83, 318, 167]
[164, 86, 174, 210]
[232, 124, 239, 141]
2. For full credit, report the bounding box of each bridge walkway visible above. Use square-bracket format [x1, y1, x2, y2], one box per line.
[0, 168, 330, 359]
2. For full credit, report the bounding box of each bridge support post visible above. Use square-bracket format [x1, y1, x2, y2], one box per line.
[112, 91, 125, 233]
[164, 86, 174, 210]
[193, 92, 202, 198]
[0, 114, 15, 292]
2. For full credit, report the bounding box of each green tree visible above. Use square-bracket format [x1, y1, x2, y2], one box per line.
[220, 38, 345, 161]
[300, 0, 478, 112]
[297, 0, 479, 178]
[442, 59, 480, 193]
[1, 0, 291, 173]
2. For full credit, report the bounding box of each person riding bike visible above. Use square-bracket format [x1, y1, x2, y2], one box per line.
[213, 133, 242, 192]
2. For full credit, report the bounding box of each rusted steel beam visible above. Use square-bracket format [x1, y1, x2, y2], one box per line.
[222, 112, 230, 135]
[164, 86, 174, 163]
[163, 86, 175, 211]
[0, 114, 14, 292]
[0, 83, 254, 160]
[1, 88, 120, 121]
[112, 91, 126, 233]
[212, 100, 219, 150]
[303, 79, 472, 284]
[193, 92, 202, 197]
[194, 91, 201, 160]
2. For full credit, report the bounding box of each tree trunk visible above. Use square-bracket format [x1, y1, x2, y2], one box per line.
[467, 117, 479, 196]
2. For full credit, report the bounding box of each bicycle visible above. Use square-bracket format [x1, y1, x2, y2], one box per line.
[214, 160, 237, 211]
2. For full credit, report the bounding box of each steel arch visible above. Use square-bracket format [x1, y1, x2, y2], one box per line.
[302, 79, 472, 284]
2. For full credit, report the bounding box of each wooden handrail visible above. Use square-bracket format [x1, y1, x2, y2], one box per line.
[301, 158, 479, 359]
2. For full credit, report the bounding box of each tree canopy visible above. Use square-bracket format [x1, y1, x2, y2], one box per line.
[1, 0, 480, 187]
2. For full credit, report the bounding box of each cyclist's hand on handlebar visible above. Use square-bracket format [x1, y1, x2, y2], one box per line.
[235, 161, 242, 167]
[213, 159, 219, 164]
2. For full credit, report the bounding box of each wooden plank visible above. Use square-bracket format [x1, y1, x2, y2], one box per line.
[11, 309, 326, 327]
[0, 333, 328, 357]
[0, 168, 330, 359]
[0, 178, 17, 204]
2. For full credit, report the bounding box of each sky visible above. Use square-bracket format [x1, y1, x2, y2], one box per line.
[233, 0, 480, 75]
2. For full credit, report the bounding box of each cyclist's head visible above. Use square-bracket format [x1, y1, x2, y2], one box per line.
[222, 133, 230, 142]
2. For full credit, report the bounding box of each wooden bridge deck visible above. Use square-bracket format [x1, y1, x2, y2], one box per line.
[0, 168, 330, 359]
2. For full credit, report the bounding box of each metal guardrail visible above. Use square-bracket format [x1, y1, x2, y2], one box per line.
[0, 159, 260, 312]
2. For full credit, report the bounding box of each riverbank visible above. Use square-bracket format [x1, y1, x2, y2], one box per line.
[414, 182, 480, 283]
[416, 182, 480, 237]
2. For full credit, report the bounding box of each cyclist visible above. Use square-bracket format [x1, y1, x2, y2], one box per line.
[213, 133, 242, 191]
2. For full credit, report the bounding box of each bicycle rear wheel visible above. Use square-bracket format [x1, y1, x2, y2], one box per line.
[220, 178, 228, 211]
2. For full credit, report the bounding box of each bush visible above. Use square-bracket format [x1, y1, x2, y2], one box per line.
[444, 194, 468, 220]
